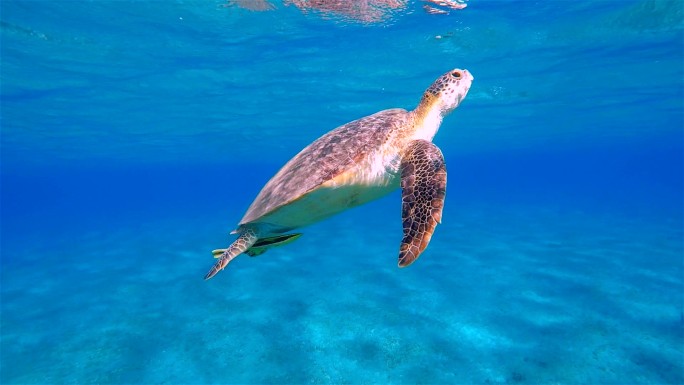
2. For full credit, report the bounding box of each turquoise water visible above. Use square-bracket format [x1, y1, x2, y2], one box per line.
[2, 1, 683, 383]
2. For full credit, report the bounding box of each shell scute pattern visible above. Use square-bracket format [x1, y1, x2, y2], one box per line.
[240, 108, 410, 225]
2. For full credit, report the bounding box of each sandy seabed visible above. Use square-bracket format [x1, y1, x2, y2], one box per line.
[2, 203, 682, 384]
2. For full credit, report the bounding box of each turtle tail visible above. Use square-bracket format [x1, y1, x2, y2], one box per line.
[204, 229, 258, 280]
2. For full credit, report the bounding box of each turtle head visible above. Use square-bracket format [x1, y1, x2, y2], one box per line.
[417, 68, 473, 117]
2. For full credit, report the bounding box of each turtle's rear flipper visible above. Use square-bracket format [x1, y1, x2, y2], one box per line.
[247, 233, 302, 257]
[213, 233, 303, 258]
[398, 140, 447, 267]
[204, 230, 258, 280]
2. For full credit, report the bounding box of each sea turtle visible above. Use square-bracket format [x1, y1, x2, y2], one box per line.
[205, 68, 474, 280]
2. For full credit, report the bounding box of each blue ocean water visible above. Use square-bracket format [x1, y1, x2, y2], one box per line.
[1, 0, 683, 383]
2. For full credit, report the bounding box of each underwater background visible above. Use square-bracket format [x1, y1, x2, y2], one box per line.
[1, 1, 683, 384]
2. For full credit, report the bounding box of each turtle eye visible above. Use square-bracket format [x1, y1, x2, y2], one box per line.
[451, 70, 462, 79]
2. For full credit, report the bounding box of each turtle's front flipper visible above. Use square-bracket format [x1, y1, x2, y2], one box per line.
[398, 140, 447, 267]
[204, 229, 258, 280]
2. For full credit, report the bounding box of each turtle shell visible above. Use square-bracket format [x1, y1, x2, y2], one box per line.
[239, 108, 410, 227]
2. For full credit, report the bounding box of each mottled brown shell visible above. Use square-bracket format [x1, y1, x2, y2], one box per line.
[240, 108, 410, 225]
